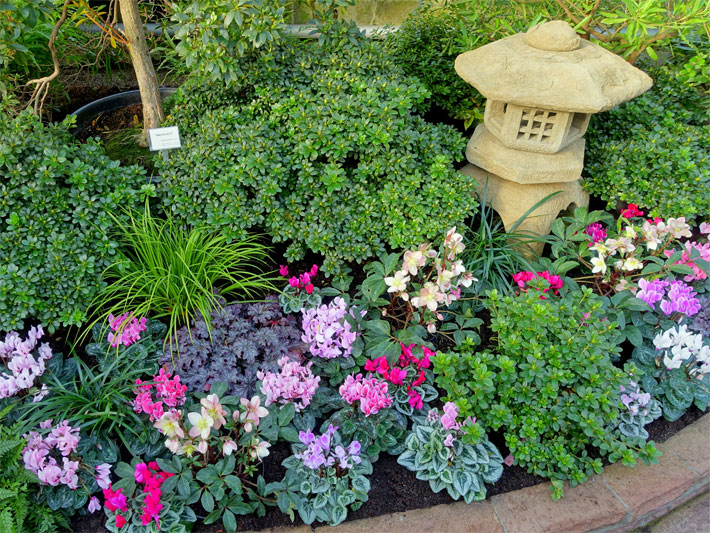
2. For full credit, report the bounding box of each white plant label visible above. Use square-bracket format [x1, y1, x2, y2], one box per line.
[148, 126, 182, 151]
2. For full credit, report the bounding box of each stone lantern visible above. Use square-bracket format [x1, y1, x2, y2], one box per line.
[455, 20, 653, 251]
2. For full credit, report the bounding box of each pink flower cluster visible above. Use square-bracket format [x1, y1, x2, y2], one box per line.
[134, 461, 175, 528]
[133, 368, 187, 422]
[257, 356, 321, 412]
[281, 264, 318, 294]
[0, 326, 52, 401]
[364, 343, 434, 409]
[22, 420, 83, 489]
[512, 270, 563, 299]
[103, 486, 129, 528]
[585, 223, 607, 245]
[108, 312, 147, 348]
[301, 297, 361, 359]
[621, 204, 645, 218]
[339, 373, 393, 416]
[665, 241, 710, 282]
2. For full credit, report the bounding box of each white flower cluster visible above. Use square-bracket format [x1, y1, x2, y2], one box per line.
[653, 325, 710, 376]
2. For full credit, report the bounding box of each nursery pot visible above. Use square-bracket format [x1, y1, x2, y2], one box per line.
[69, 87, 177, 138]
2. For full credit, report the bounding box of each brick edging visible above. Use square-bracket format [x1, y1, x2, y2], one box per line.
[253, 414, 709, 533]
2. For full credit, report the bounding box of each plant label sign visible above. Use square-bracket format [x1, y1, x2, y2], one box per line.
[148, 126, 182, 151]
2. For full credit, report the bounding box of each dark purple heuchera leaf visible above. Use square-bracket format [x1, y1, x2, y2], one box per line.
[161, 296, 302, 396]
[690, 295, 710, 337]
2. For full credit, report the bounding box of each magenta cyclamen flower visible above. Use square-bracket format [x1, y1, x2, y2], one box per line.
[301, 297, 361, 359]
[585, 223, 607, 244]
[339, 373, 393, 416]
[257, 356, 320, 412]
[107, 313, 147, 348]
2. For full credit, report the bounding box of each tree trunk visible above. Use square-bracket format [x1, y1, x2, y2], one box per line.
[119, 0, 164, 146]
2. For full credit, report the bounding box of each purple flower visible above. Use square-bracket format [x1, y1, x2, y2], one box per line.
[443, 434, 455, 447]
[298, 429, 315, 446]
[95, 463, 112, 489]
[301, 298, 361, 359]
[636, 278, 668, 307]
[88, 496, 101, 513]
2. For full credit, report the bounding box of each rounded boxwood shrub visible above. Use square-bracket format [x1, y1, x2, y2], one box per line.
[158, 28, 476, 275]
[0, 111, 146, 331]
[583, 63, 709, 222]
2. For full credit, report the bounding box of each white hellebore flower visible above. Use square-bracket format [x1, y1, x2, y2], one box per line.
[591, 255, 607, 275]
[384, 269, 410, 294]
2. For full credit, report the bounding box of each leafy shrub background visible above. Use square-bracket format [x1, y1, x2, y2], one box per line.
[0, 111, 145, 332]
[158, 29, 475, 274]
[583, 62, 710, 222]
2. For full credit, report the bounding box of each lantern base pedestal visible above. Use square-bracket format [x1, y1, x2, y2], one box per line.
[460, 164, 589, 255]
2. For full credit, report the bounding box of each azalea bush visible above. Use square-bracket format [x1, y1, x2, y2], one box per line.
[584, 63, 710, 222]
[434, 285, 661, 499]
[0, 111, 145, 332]
[158, 23, 475, 274]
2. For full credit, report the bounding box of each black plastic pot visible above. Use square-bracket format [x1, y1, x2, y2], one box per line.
[69, 87, 177, 137]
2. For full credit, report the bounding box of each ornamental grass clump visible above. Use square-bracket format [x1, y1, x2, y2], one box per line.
[397, 402, 504, 503]
[93, 203, 276, 352]
[433, 286, 661, 499]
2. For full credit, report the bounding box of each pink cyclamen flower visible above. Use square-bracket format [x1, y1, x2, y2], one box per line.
[107, 313, 147, 348]
[339, 374, 392, 416]
[95, 463, 112, 489]
[440, 402, 460, 430]
[257, 356, 320, 412]
[700, 222, 710, 235]
[503, 454, 515, 467]
[279, 265, 289, 277]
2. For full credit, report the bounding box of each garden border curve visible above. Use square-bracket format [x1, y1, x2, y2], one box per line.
[248, 414, 709, 533]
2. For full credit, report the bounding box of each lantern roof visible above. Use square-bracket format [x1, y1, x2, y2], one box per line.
[455, 21, 653, 114]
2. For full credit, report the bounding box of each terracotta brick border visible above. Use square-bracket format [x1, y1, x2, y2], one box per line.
[248, 414, 709, 533]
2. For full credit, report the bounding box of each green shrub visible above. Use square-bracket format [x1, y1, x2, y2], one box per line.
[385, 7, 483, 126]
[433, 286, 660, 498]
[159, 29, 475, 275]
[0, 111, 146, 332]
[584, 63, 710, 222]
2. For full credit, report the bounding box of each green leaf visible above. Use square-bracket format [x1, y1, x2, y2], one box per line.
[156, 458, 177, 474]
[224, 475, 242, 495]
[278, 403, 296, 427]
[201, 489, 215, 513]
[365, 319, 390, 337]
[223, 509, 237, 532]
[197, 468, 219, 485]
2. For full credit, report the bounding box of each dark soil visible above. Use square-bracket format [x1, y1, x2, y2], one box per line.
[69, 405, 705, 533]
